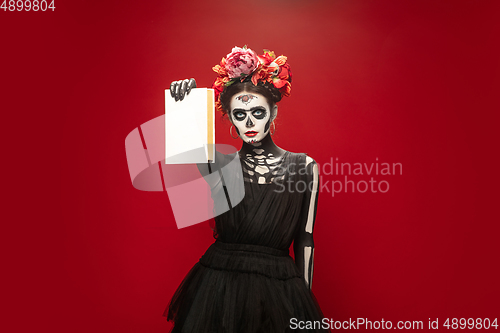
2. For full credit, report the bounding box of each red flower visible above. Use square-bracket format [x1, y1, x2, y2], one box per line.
[211, 46, 292, 114]
[281, 82, 291, 97]
[274, 55, 286, 66]
[258, 52, 275, 66]
[278, 63, 292, 83]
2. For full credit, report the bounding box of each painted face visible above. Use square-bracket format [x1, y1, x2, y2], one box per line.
[229, 92, 274, 144]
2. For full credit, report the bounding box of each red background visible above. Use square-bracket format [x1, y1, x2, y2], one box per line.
[2, 0, 499, 332]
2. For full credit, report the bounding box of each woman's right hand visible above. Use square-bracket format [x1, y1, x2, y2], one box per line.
[170, 78, 197, 102]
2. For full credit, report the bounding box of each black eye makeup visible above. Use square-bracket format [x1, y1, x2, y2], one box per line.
[252, 109, 266, 119]
[233, 111, 247, 121]
[232, 107, 267, 122]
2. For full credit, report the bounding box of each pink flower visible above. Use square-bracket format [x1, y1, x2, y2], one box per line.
[225, 47, 260, 79]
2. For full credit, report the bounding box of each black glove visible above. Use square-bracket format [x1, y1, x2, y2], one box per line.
[170, 78, 197, 101]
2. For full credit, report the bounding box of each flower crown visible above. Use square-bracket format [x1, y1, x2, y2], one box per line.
[212, 46, 292, 113]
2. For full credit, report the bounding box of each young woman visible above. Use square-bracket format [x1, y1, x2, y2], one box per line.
[165, 46, 327, 332]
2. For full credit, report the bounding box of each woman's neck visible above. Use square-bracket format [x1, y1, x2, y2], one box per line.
[239, 134, 285, 158]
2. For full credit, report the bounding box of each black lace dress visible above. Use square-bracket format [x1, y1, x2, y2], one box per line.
[165, 151, 328, 332]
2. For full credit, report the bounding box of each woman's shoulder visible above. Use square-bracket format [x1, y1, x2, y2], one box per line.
[281, 151, 318, 179]
[283, 150, 317, 166]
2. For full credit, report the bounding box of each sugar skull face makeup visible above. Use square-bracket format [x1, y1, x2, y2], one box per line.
[229, 92, 276, 144]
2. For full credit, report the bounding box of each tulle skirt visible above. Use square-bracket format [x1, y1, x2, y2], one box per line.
[165, 241, 329, 333]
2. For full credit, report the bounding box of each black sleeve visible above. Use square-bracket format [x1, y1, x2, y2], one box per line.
[293, 157, 319, 290]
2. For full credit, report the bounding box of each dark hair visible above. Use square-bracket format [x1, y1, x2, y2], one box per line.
[219, 80, 282, 116]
